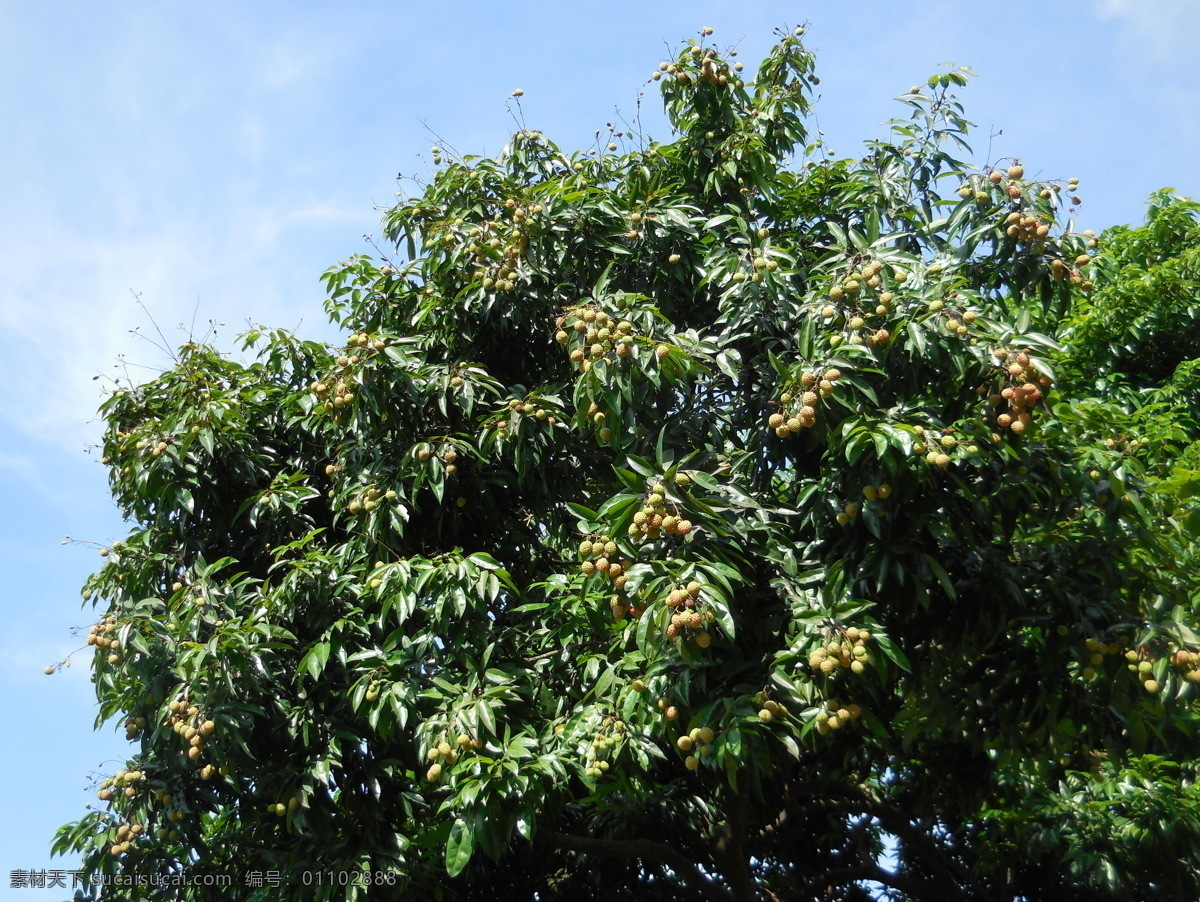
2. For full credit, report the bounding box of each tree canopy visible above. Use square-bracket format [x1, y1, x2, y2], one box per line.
[55, 25, 1200, 901]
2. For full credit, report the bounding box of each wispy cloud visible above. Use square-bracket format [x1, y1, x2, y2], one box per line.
[0, 193, 368, 458]
[1094, 0, 1200, 65]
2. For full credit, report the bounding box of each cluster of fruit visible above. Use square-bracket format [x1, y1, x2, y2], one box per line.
[929, 297, 979, 339]
[754, 695, 789, 723]
[309, 335, 381, 413]
[726, 248, 782, 287]
[123, 715, 147, 740]
[364, 678, 385, 702]
[654, 30, 739, 89]
[1051, 252, 1096, 290]
[1126, 650, 1163, 693]
[155, 790, 186, 841]
[555, 304, 642, 375]
[821, 261, 895, 348]
[1004, 210, 1052, 245]
[108, 820, 144, 857]
[145, 437, 174, 460]
[986, 167, 1099, 286]
[164, 698, 215, 763]
[911, 425, 961, 468]
[345, 483, 400, 515]
[989, 162, 1026, 198]
[343, 331, 386, 357]
[496, 397, 559, 433]
[416, 442, 459, 476]
[656, 697, 682, 721]
[96, 768, 144, 802]
[676, 724, 716, 770]
[1079, 637, 1123, 680]
[1171, 649, 1200, 684]
[664, 582, 714, 644]
[267, 798, 301, 818]
[425, 734, 479, 783]
[583, 720, 626, 778]
[469, 200, 541, 292]
[836, 485, 894, 527]
[986, 348, 1052, 435]
[88, 617, 123, 666]
[812, 697, 864, 735]
[311, 377, 355, 412]
[608, 594, 639, 622]
[578, 534, 632, 589]
[808, 628, 873, 675]
[583, 401, 619, 442]
[860, 484, 892, 502]
[628, 477, 694, 541]
[769, 369, 841, 437]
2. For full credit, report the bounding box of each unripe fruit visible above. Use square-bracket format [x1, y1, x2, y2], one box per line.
[758, 708, 773, 723]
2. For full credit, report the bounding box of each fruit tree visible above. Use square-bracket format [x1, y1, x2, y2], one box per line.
[55, 25, 1200, 901]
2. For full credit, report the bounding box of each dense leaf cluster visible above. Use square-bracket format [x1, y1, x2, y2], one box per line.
[55, 25, 1200, 901]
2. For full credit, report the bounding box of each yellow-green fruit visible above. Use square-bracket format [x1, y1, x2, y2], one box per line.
[426, 763, 443, 782]
[677, 735, 694, 752]
[758, 708, 773, 723]
[685, 755, 700, 770]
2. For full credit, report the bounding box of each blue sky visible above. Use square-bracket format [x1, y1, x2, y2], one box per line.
[2, 0, 1198, 895]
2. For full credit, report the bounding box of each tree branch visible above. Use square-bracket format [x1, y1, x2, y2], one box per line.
[714, 786, 757, 901]
[538, 830, 735, 902]
[788, 785, 997, 902]
[814, 862, 928, 899]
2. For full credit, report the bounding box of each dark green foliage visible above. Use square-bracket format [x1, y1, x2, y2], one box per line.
[56, 26, 1200, 901]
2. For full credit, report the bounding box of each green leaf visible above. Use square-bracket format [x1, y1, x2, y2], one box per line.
[299, 641, 331, 681]
[446, 818, 476, 877]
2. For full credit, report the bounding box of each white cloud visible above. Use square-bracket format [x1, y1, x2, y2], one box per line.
[0, 193, 367, 459]
[254, 32, 335, 91]
[1094, 0, 1200, 64]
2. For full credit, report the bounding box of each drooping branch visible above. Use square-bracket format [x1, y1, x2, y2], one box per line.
[538, 830, 735, 902]
[812, 862, 929, 899]
[782, 785, 997, 902]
